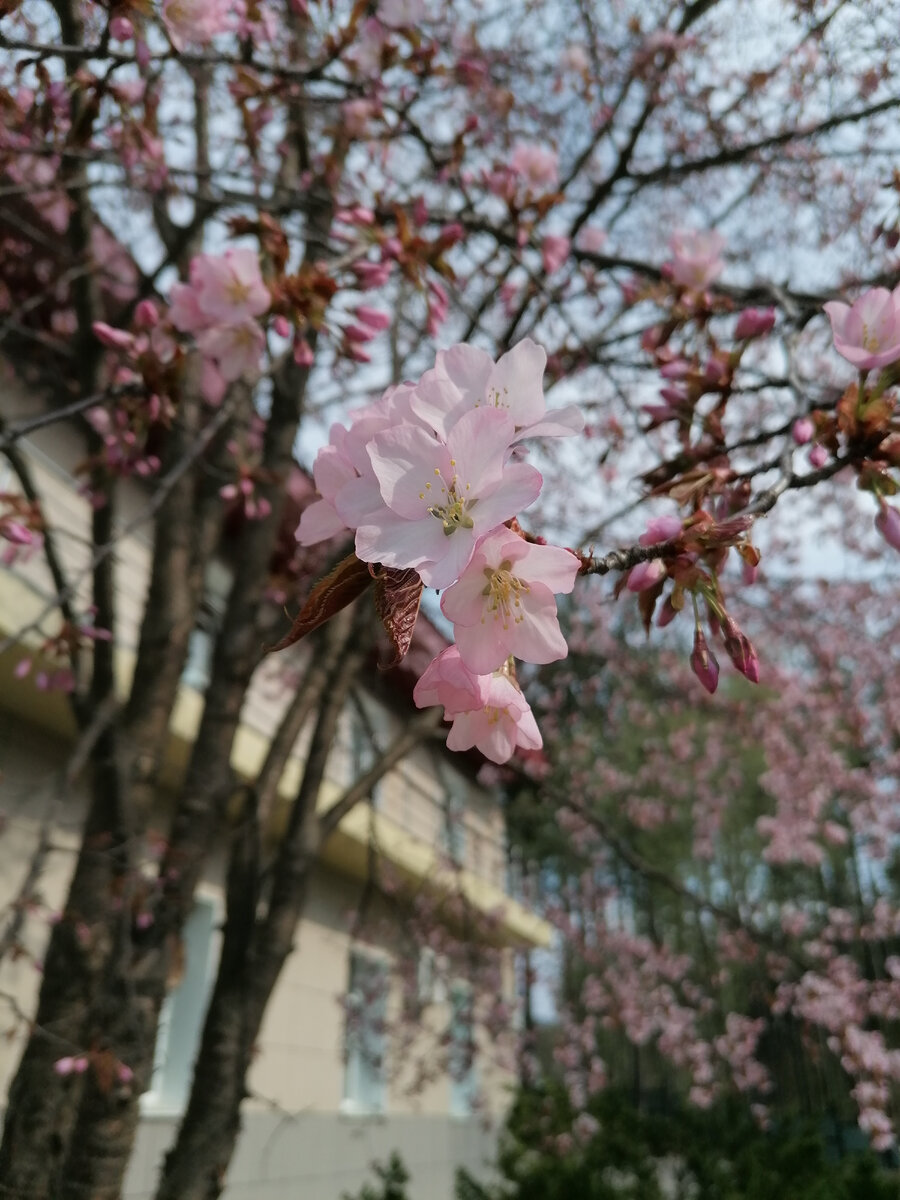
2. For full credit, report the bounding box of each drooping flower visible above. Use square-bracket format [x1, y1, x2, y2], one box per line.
[441, 527, 579, 673]
[412, 645, 490, 715]
[667, 230, 725, 289]
[352, 407, 543, 588]
[824, 288, 900, 370]
[445, 672, 543, 764]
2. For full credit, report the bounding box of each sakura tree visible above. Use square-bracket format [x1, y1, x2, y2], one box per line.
[1, 0, 900, 1195]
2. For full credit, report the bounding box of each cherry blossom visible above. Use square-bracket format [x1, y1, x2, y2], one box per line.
[444, 672, 542, 764]
[411, 645, 490, 715]
[409, 339, 583, 442]
[196, 319, 266, 383]
[824, 287, 900, 370]
[354, 407, 542, 588]
[188, 250, 271, 327]
[440, 527, 579, 673]
[667, 230, 726, 289]
[509, 142, 559, 192]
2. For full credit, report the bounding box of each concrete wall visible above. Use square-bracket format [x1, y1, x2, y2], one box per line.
[124, 1112, 497, 1200]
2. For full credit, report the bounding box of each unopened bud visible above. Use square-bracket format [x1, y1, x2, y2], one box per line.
[722, 617, 760, 683]
[735, 307, 775, 340]
[875, 503, 900, 552]
[690, 629, 719, 694]
[792, 417, 814, 445]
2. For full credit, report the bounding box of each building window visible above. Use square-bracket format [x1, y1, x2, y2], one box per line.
[342, 951, 388, 1115]
[142, 895, 219, 1115]
[449, 981, 477, 1118]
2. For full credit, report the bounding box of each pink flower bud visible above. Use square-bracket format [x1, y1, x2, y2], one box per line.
[626, 558, 667, 592]
[272, 315, 291, 338]
[134, 299, 159, 329]
[1, 521, 34, 545]
[355, 306, 391, 331]
[659, 386, 688, 406]
[14, 658, 31, 679]
[734, 307, 775, 339]
[809, 444, 828, 468]
[344, 323, 376, 344]
[293, 339, 314, 367]
[792, 417, 814, 445]
[690, 629, 719, 694]
[875, 503, 900, 552]
[659, 359, 691, 380]
[639, 516, 682, 546]
[722, 617, 760, 683]
[117, 1063, 134, 1083]
[109, 15, 134, 40]
[92, 322, 134, 351]
[656, 597, 678, 627]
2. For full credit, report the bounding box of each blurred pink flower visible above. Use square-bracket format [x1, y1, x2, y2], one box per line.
[668, 230, 725, 289]
[510, 143, 558, 191]
[824, 287, 900, 370]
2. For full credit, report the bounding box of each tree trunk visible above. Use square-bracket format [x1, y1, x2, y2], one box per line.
[154, 611, 371, 1199]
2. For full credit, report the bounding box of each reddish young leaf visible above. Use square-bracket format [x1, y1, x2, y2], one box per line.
[267, 553, 373, 653]
[373, 566, 423, 667]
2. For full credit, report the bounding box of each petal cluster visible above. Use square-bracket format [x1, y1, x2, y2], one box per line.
[296, 339, 583, 763]
[166, 249, 271, 400]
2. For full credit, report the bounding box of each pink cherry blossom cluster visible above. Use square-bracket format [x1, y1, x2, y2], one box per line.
[296, 339, 584, 763]
[163, 249, 271, 404]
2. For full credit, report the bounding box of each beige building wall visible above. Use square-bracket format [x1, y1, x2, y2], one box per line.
[0, 713, 511, 1198]
[0, 384, 545, 1196]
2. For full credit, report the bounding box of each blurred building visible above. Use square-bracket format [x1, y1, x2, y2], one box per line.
[0, 376, 550, 1200]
